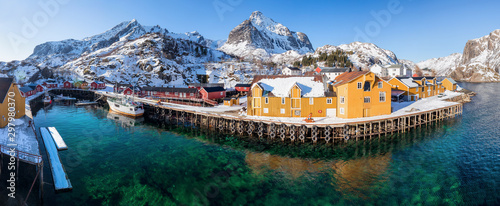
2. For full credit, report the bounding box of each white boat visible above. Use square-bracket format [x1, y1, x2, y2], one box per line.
[43, 93, 52, 104]
[107, 97, 144, 117]
[75, 100, 98, 106]
[54, 94, 77, 101]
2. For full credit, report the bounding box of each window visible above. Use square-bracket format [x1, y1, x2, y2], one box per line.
[364, 82, 371, 91]
[379, 92, 386, 102]
[340, 96, 345, 104]
[378, 81, 383, 88]
[357, 82, 362, 89]
[421, 87, 424, 92]
[340, 107, 345, 114]
[264, 108, 269, 113]
[265, 97, 269, 104]
[364, 97, 371, 103]
[309, 98, 314, 105]
[220, 92, 223, 95]
[280, 108, 285, 114]
[281, 97, 285, 105]
[175, 92, 178, 96]
[327, 98, 332, 104]
[166, 92, 170, 95]
[190, 93, 194, 96]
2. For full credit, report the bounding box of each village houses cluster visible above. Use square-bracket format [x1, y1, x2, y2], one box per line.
[1, 64, 459, 128]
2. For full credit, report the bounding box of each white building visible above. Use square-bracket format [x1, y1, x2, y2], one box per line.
[385, 64, 412, 77]
[282, 67, 302, 76]
[369, 64, 388, 77]
[318, 67, 351, 81]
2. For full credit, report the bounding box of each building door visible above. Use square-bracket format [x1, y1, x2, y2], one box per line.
[326, 109, 336, 118]
[363, 108, 370, 117]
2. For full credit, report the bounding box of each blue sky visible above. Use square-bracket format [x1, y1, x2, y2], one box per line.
[1, 0, 499, 62]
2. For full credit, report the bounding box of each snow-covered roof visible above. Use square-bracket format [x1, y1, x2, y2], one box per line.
[256, 76, 325, 98]
[398, 78, 420, 88]
[445, 78, 457, 84]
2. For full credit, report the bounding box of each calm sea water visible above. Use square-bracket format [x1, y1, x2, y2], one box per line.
[31, 82, 499, 205]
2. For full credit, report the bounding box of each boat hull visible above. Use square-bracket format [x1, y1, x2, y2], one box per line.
[107, 99, 144, 117]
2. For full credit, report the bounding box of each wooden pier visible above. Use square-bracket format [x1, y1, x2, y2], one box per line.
[46, 89, 465, 144]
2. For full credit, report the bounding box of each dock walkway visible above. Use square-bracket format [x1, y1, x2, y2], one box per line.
[39, 127, 72, 191]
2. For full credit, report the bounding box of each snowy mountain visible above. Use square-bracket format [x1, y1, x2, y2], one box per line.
[417, 53, 462, 76]
[219, 11, 314, 60]
[287, 42, 413, 70]
[0, 19, 230, 86]
[417, 29, 500, 82]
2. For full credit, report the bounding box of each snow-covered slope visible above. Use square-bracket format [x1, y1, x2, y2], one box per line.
[417, 29, 500, 82]
[337, 42, 399, 69]
[0, 19, 230, 85]
[417, 53, 462, 76]
[219, 11, 314, 60]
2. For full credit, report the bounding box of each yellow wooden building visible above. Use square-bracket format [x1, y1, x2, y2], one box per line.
[331, 71, 392, 119]
[388, 77, 422, 101]
[0, 78, 26, 128]
[223, 97, 239, 106]
[247, 76, 337, 118]
[440, 77, 457, 91]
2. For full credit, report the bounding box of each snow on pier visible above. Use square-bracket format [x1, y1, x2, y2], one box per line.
[40, 127, 72, 192]
[47, 127, 68, 150]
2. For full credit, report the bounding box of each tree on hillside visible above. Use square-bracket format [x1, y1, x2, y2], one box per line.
[414, 65, 424, 77]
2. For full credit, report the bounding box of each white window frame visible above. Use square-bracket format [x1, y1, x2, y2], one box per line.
[280, 108, 285, 114]
[378, 81, 383, 89]
[309, 98, 314, 105]
[263, 108, 269, 113]
[357, 82, 362, 89]
[340, 107, 345, 114]
[175, 92, 178, 96]
[281, 97, 285, 105]
[265, 97, 269, 104]
[340, 96, 345, 104]
[190, 93, 194, 96]
[166, 92, 170, 95]
[326, 98, 332, 104]
[364, 97, 371, 103]
[379, 92, 386, 102]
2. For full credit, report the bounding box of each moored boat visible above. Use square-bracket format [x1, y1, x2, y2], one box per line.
[106, 97, 144, 117]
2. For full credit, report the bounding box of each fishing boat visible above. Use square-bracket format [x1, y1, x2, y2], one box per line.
[107, 110, 144, 127]
[54, 94, 77, 101]
[107, 97, 144, 117]
[43, 93, 52, 104]
[75, 100, 98, 106]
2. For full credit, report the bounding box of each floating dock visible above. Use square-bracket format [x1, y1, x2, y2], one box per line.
[39, 127, 72, 192]
[47, 127, 68, 151]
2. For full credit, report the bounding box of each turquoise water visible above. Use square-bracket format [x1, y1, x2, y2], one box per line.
[33, 82, 500, 205]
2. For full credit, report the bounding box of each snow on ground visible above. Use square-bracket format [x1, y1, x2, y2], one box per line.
[0, 115, 41, 163]
[99, 90, 463, 125]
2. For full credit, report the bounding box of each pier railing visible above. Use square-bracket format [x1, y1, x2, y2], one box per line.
[0, 144, 42, 165]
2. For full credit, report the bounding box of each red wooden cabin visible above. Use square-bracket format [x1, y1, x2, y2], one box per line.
[199, 87, 226, 100]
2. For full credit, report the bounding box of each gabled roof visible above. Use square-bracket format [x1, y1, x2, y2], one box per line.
[19, 86, 34, 93]
[385, 64, 404, 69]
[444, 77, 457, 84]
[201, 87, 225, 93]
[393, 77, 420, 88]
[142, 87, 198, 93]
[412, 77, 426, 80]
[235, 84, 251, 87]
[0, 77, 14, 104]
[254, 76, 326, 98]
[285, 67, 301, 71]
[319, 67, 351, 73]
[332, 71, 369, 87]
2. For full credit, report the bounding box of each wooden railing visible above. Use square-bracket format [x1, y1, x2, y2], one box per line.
[0, 144, 42, 165]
